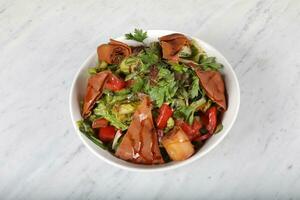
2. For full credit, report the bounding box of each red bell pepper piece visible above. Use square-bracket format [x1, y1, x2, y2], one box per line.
[200, 114, 208, 126]
[98, 126, 116, 142]
[192, 117, 202, 133]
[105, 74, 126, 91]
[193, 133, 212, 142]
[176, 118, 202, 141]
[192, 106, 218, 142]
[206, 106, 217, 134]
[179, 121, 194, 139]
[156, 104, 173, 129]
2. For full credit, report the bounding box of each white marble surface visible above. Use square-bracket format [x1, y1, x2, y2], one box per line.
[0, 0, 300, 199]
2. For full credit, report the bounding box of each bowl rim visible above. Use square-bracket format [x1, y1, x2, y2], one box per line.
[69, 30, 240, 172]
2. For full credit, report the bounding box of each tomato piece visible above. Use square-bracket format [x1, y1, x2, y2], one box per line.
[156, 104, 173, 129]
[105, 74, 126, 91]
[206, 106, 217, 134]
[98, 126, 116, 142]
[92, 118, 108, 128]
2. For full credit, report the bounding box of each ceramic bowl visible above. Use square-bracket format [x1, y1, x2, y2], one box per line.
[69, 30, 240, 171]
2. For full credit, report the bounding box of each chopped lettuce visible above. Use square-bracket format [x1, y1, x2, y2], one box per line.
[93, 88, 139, 130]
[112, 102, 138, 125]
[119, 57, 141, 74]
[88, 61, 108, 75]
[170, 63, 188, 73]
[174, 97, 206, 124]
[94, 100, 128, 131]
[131, 76, 144, 93]
[117, 103, 136, 115]
[199, 99, 212, 112]
[77, 120, 107, 149]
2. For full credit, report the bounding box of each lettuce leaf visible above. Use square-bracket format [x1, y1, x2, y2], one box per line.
[174, 97, 206, 124]
[77, 120, 107, 149]
[93, 100, 128, 130]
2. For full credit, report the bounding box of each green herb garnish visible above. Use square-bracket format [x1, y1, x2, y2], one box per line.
[200, 57, 223, 71]
[125, 29, 148, 43]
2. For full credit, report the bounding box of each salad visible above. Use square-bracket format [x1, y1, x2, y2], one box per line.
[77, 29, 227, 164]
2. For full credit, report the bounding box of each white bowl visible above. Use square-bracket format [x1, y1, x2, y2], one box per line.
[69, 30, 240, 172]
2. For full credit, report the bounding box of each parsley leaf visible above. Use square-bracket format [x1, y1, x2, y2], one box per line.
[200, 57, 223, 71]
[173, 97, 206, 124]
[139, 52, 158, 67]
[147, 85, 165, 107]
[139, 49, 159, 65]
[125, 29, 148, 43]
[144, 66, 178, 107]
[189, 75, 200, 99]
[137, 48, 160, 73]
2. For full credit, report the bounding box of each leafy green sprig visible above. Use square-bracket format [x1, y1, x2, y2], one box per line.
[125, 29, 148, 43]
